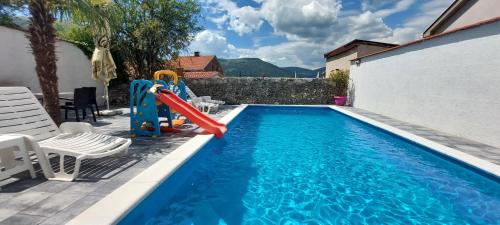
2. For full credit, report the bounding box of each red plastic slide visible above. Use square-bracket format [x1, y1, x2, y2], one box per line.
[155, 90, 227, 139]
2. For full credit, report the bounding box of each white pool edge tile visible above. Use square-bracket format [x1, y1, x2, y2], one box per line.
[329, 106, 500, 178]
[67, 105, 248, 225]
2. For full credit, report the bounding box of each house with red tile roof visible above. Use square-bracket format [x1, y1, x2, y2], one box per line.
[166, 52, 224, 79]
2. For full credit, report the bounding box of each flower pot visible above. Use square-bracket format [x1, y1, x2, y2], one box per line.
[333, 96, 347, 106]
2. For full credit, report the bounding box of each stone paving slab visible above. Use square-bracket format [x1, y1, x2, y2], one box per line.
[0, 106, 236, 225]
[343, 107, 500, 165]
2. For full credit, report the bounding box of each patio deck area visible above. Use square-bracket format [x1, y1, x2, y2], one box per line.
[0, 105, 498, 225]
[0, 106, 237, 225]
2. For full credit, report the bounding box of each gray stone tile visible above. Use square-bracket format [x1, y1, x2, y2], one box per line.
[0, 178, 45, 193]
[88, 179, 128, 197]
[113, 166, 145, 180]
[0, 208, 18, 223]
[21, 193, 82, 217]
[0, 193, 16, 203]
[25, 181, 72, 193]
[58, 182, 102, 195]
[0, 214, 46, 225]
[0, 192, 52, 211]
[38, 195, 102, 225]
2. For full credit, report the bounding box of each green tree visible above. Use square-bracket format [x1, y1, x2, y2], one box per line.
[0, 1, 24, 28]
[7, 0, 117, 124]
[114, 0, 202, 80]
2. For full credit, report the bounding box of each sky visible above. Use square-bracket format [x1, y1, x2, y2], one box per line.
[187, 0, 454, 69]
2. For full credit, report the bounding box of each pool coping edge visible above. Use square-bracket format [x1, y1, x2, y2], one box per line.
[66, 104, 249, 225]
[329, 106, 500, 178]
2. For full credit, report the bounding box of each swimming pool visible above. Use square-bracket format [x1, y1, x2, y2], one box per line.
[120, 106, 500, 224]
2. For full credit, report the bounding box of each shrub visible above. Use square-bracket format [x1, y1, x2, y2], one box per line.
[328, 70, 350, 96]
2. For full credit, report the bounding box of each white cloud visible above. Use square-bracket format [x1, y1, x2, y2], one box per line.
[188, 30, 253, 58]
[373, 0, 416, 17]
[260, 0, 342, 39]
[201, 0, 263, 35]
[195, 0, 454, 68]
[254, 41, 327, 68]
[228, 6, 263, 35]
[210, 15, 228, 29]
[376, 0, 454, 43]
[188, 30, 325, 69]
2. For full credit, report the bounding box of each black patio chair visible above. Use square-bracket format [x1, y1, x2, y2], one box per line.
[83, 87, 100, 116]
[60, 88, 96, 122]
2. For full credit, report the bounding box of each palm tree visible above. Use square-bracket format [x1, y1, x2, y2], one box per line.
[26, 0, 115, 124]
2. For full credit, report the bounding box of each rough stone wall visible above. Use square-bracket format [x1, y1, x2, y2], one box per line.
[185, 77, 335, 105]
[109, 83, 130, 106]
[109, 77, 336, 106]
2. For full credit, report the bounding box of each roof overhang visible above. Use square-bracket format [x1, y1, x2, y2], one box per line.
[324, 39, 398, 59]
[423, 0, 469, 37]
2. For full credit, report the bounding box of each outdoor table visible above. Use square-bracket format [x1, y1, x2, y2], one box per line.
[34, 92, 74, 103]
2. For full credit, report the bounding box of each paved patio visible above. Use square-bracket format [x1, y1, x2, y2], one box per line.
[0, 106, 237, 225]
[0, 105, 498, 225]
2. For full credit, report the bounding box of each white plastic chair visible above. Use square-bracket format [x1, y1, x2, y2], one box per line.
[0, 87, 131, 181]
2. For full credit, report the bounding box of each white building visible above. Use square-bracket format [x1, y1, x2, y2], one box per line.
[349, 1, 500, 147]
[0, 26, 104, 104]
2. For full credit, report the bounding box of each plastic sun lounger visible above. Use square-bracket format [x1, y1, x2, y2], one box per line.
[185, 86, 225, 105]
[0, 87, 131, 181]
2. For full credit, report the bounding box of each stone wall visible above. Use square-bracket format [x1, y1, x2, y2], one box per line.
[109, 77, 336, 106]
[185, 77, 334, 105]
[109, 83, 130, 106]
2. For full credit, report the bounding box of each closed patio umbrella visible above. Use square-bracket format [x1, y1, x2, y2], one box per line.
[91, 19, 119, 115]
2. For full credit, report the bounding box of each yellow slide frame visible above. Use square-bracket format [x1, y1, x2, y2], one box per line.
[153, 70, 179, 85]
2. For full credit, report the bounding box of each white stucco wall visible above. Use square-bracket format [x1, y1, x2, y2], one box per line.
[0, 26, 104, 104]
[350, 21, 500, 147]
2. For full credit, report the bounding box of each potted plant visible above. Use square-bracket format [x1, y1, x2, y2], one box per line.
[328, 69, 349, 106]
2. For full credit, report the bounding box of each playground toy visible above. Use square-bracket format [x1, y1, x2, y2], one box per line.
[130, 70, 227, 139]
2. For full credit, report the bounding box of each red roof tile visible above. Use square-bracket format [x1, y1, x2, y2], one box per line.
[167, 56, 215, 71]
[183, 71, 221, 79]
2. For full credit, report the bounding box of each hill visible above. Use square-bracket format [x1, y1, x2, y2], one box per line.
[219, 58, 293, 77]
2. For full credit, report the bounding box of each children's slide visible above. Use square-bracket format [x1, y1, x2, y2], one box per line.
[155, 90, 227, 139]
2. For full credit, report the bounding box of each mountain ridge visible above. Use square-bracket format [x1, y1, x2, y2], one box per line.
[219, 58, 325, 78]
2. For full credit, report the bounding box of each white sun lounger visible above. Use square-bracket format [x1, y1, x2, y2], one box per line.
[185, 86, 225, 105]
[0, 87, 131, 181]
[190, 98, 219, 114]
[185, 86, 225, 114]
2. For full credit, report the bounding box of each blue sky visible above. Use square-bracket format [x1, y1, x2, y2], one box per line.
[188, 0, 454, 69]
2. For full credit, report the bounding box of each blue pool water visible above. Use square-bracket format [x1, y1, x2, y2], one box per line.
[120, 106, 500, 225]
